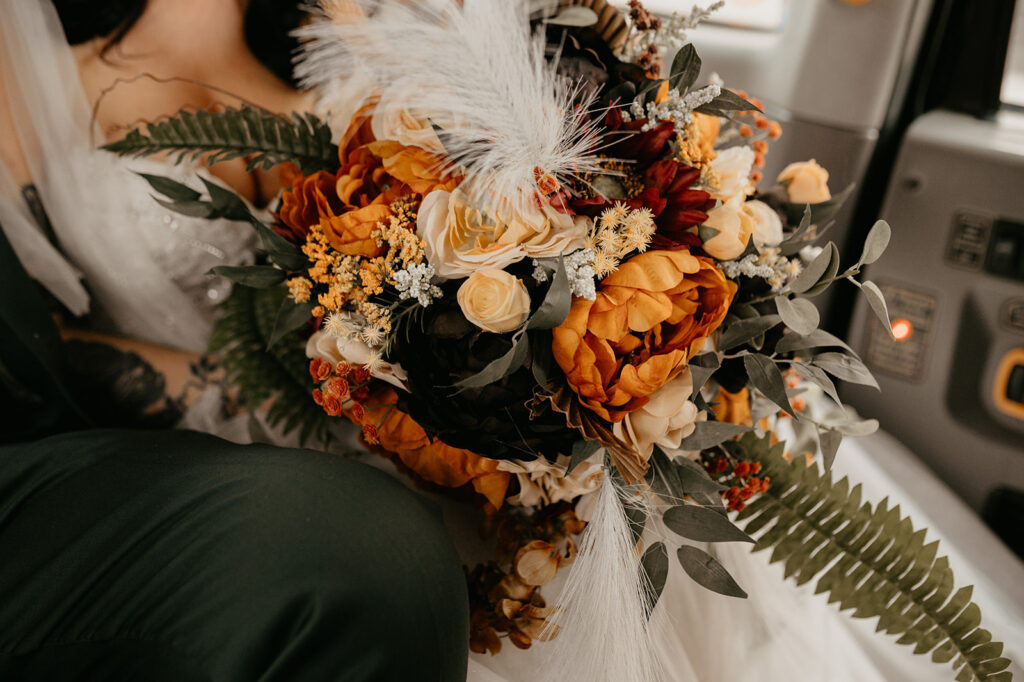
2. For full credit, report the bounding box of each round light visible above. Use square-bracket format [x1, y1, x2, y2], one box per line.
[891, 318, 913, 342]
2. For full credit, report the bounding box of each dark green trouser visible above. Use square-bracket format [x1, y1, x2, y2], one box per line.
[0, 429, 469, 681]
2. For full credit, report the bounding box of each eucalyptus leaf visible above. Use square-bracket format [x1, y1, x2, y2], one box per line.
[268, 296, 314, 350]
[801, 242, 842, 296]
[530, 331, 556, 388]
[665, 505, 754, 543]
[698, 223, 720, 243]
[199, 176, 250, 221]
[677, 420, 751, 451]
[696, 89, 761, 116]
[858, 280, 893, 336]
[546, 6, 598, 26]
[818, 428, 843, 470]
[743, 354, 792, 415]
[527, 258, 571, 330]
[775, 328, 854, 355]
[688, 352, 722, 397]
[568, 439, 601, 474]
[669, 455, 726, 495]
[813, 351, 879, 390]
[779, 205, 813, 256]
[775, 296, 819, 336]
[209, 265, 286, 289]
[669, 44, 701, 92]
[788, 242, 835, 294]
[452, 333, 529, 391]
[833, 417, 879, 437]
[718, 315, 782, 351]
[137, 172, 200, 202]
[858, 220, 891, 266]
[677, 545, 748, 598]
[792, 361, 842, 405]
[641, 542, 670, 614]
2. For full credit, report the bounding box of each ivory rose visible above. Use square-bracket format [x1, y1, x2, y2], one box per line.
[612, 369, 701, 461]
[305, 327, 407, 389]
[418, 189, 589, 279]
[746, 199, 784, 248]
[370, 91, 445, 155]
[701, 199, 756, 261]
[708, 146, 755, 204]
[457, 269, 531, 334]
[552, 248, 736, 422]
[777, 159, 831, 204]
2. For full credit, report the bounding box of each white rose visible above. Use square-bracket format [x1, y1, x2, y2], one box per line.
[708, 146, 755, 204]
[613, 370, 701, 461]
[305, 328, 408, 389]
[457, 268, 532, 333]
[745, 199, 784, 248]
[498, 456, 604, 508]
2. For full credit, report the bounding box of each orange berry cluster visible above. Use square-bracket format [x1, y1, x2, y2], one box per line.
[309, 358, 377, 442]
[731, 90, 782, 186]
[723, 460, 770, 512]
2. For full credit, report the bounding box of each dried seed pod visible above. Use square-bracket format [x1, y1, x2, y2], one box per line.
[514, 540, 561, 586]
[559, 0, 629, 52]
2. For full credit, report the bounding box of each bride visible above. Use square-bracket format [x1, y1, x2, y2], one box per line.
[0, 1, 470, 680]
[0, 1, 1005, 681]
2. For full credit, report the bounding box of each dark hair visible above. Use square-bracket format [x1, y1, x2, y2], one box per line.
[52, 0, 306, 88]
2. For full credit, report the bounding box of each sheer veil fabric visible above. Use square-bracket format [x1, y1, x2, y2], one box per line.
[0, 0, 256, 353]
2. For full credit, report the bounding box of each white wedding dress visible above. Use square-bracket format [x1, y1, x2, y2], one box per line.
[2, 2, 1021, 682]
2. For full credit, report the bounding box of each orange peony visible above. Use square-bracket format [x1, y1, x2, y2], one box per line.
[552, 248, 736, 423]
[350, 388, 511, 508]
[368, 139, 459, 196]
[277, 169, 342, 242]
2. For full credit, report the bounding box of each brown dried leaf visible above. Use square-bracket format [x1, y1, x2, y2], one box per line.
[532, 382, 649, 483]
[560, 0, 629, 50]
[514, 540, 560, 586]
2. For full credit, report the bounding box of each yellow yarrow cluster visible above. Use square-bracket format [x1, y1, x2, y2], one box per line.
[586, 203, 657, 277]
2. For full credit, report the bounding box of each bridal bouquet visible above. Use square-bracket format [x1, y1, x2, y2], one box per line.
[107, 1, 1013, 679]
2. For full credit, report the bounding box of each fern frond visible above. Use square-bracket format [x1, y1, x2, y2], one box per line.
[209, 284, 332, 446]
[732, 433, 1013, 682]
[103, 107, 339, 175]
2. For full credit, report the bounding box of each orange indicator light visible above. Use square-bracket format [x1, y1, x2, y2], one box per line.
[891, 318, 913, 342]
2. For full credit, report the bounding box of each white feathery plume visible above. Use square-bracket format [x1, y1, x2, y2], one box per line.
[539, 472, 665, 682]
[294, 0, 608, 218]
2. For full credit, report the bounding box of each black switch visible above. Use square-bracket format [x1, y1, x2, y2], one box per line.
[1008, 365, 1024, 404]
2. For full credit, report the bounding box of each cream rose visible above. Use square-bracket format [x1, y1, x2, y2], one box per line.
[457, 268, 531, 333]
[708, 146, 755, 204]
[305, 328, 408, 389]
[701, 199, 756, 261]
[612, 370, 701, 461]
[745, 199, 784, 248]
[418, 190, 589, 280]
[777, 159, 831, 204]
[497, 456, 604, 508]
[370, 90, 446, 155]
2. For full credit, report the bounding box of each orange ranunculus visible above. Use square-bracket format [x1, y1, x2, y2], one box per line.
[278, 169, 343, 241]
[552, 248, 736, 423]
[351, 388, 511, 508]
[368, 139, 459, 196]
[712, 387, 752, 427]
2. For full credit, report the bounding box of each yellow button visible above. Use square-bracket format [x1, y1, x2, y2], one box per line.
[993, 348, 1024, 421]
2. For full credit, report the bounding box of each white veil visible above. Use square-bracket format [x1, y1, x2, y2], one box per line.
[0, 0, 221, 352]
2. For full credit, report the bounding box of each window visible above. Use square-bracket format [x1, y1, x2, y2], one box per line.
[1002, 0, 1024, 107]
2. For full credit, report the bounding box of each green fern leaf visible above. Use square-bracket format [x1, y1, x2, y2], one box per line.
[731, 432, 1014, 682]
[103, 106, 339, 175]
[209, 283, 332, 446]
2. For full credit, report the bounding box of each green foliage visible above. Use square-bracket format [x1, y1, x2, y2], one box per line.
[104, 106, 339, 175]
[209, 284, 332, 446]
[733, 433, 1013, 682]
